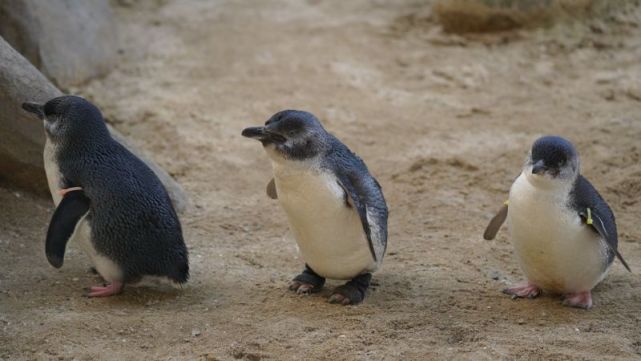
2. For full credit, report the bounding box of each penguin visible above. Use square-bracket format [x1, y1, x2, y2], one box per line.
[22, 95, 189, 297]
[242, 110, 388, 305]
[484, 135, 630, 309]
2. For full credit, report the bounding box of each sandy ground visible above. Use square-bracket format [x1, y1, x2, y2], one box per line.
[2, 0, 641, 360]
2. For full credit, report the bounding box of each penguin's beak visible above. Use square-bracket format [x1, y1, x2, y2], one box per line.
[531, 159, 547, 175]
[241, 126, 286, 143]
[22, 102, 45, 120]
[242, 126, 266, 139]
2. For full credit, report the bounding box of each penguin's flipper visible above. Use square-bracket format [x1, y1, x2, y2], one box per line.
[266, 178, 278, 199]
[574, 175, 631, 272]
[46, 190, 91, 268]
[580, 207, 631, 272]
[483, 203, 508, 240]
[335, 173, 388, 263]
[336, 182, 353, 208]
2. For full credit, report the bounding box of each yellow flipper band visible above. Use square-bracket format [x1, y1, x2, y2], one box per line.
[503, 200, 509, 206]
[586, 207, 593, 225]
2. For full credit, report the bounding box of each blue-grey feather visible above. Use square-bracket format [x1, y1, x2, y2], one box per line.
[48, 96, 189, 284]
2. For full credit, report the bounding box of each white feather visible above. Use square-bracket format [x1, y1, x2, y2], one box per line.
[366, 207, 385, 263]
[267, 148, 379, 280]
[74, 216, 123, 283]
[507, 171, 609, 293]
[43, 138, 63, 206]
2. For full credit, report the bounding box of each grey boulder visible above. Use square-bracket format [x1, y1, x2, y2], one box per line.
[0, 0, 117, 87]
[0, 36, 188, 213]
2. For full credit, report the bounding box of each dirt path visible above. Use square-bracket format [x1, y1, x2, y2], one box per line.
[2, 1, 641, 359]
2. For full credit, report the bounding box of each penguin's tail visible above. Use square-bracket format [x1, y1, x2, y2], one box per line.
[172, 262, 189, 284]
[168, 255, 189, 284]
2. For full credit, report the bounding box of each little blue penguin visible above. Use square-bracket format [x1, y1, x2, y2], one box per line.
[22, 95, 189, 297]
[242, 110, 388, 305]
[484, 135, 630, 309]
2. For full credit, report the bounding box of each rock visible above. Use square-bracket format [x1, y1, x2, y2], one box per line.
[625, 86, 641, 102]
[0, 37, 188, 213]
[489, 270, 502, 281]
[0, 36, 59, 193]
[433, 0, 617, 34]
[0, 0, 117, 87]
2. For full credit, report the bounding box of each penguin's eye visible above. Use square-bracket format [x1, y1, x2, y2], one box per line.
[287, 130, 297, 137]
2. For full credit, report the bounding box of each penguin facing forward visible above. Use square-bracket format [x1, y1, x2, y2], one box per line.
[484, 136, 630, 309]
[22, 96, 189, 297]
[242, 110, 388, 305]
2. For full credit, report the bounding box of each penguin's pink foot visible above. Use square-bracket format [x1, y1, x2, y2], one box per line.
[563, 291, 593, 309]
[59, 187, 83, 197]
[503, 282, 541, 299]
[328, 292, 352, 305]
[288, 280, 317, 294]
[87, 282, 123, 297]
[289, 267, 325, 294]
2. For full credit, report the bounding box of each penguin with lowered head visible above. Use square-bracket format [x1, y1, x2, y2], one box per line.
[23, 95, 189, 297]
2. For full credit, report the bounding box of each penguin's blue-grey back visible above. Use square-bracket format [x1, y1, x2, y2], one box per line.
[52, 97, 188, 284]
[322, 135, 388, 254]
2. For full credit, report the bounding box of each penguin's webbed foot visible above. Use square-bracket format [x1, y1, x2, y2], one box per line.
[563, 291, 593, 309]
[503, 281, 541, 299]
[289, 265, 325, 294]
[86, 281, 123, 297]
[289, 281, 318, 294]
[329, 273, 372, 305]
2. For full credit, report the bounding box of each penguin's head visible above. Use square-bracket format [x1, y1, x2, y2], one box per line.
[525, 136, 579, 184]
[22, 95, 109, 143]
[242, 110, 328, 161]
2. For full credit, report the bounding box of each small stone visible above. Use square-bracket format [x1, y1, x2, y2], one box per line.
[191, 329, 201, 337]
[601, 89, 615, 101]
[489, 271, 501, 281]
[517, 318, 525, 325]
[626, 87, 641, 102]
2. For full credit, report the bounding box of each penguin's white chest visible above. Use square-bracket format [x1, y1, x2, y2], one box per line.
[44, 138, 63, 205]
[272, 162, 377, 280]
[507, 174, 609, 293]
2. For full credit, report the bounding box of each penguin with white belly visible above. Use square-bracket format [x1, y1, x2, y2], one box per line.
[484, 135, 630, 309]
[242, 110, 388, 305]
[22, 96, 189, 297]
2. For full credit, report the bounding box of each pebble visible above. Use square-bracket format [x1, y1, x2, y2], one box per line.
[626, 87, 641, 101]
[489, 271, 502, 281]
